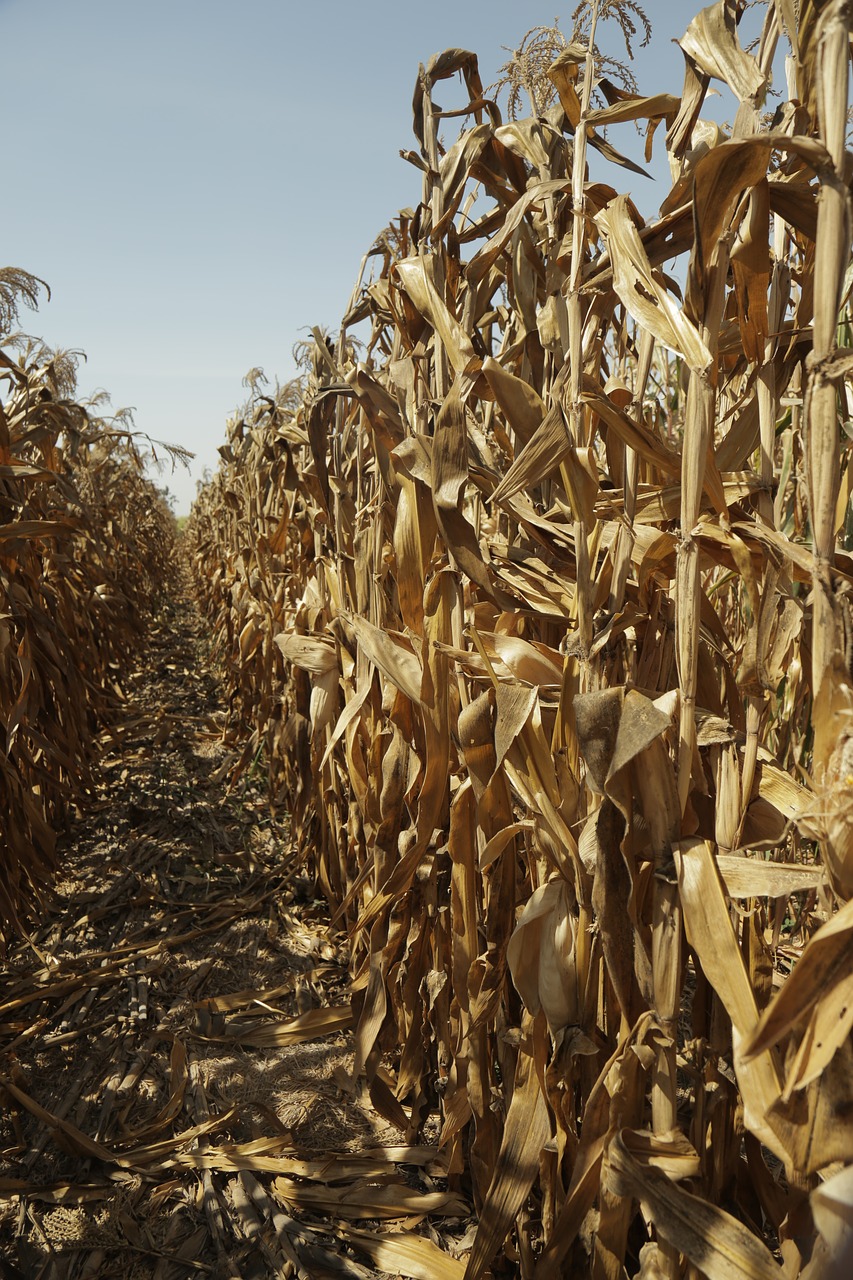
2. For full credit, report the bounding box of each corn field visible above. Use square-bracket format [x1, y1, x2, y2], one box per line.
[76, 0, 853, 1273]
[0, 269, 177, 944]
[187, 1, 853, 1274]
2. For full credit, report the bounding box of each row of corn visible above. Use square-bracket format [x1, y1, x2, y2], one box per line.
[0, 270, 176, 945]
[188, 2, 853, 1275]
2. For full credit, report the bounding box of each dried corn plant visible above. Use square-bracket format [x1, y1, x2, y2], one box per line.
[189, 1, 853, 1273]
[0, 275, 177, 942]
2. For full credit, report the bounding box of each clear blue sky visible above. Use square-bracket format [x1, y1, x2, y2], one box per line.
[3, 1, 750, 512]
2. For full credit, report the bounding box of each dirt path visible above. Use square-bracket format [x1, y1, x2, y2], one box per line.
[0, 568, 468, 1279]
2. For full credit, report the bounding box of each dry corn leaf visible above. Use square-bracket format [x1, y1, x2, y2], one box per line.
[674, 839, 788, 1162]
[582, 379, 681, 476]
[433, 377, 507, 604]
[606, 1127, 783, 1279]
[490, 404, 571, 505]
[208, 1004, 353, 1048]
[271, 1175, 467, 1220]
[394, 256, 476, 375]
[343, 614, 423, 706]
[595, 196, 712, 372]
[341, 1228, 466, 1280]
[488, 632, 563, 686]
[714, 855, 823, 898]
[586, 92, 680, 128]
[741, 897, 853, 1093]
[481, 355, 546, 445]
[0, 1072, 234, 1170]
[679, 0, 766, 101]
[463, 1029, 551, 1280]
[810, 1162, 853, 1275]
[0, 1181, 114, 1204]
[466, 179, 570, 287]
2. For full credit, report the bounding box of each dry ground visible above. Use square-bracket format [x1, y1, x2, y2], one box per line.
[0, 568, 472, 1279]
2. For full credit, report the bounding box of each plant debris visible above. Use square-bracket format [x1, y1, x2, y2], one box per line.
[0, 576, 470, 1278]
